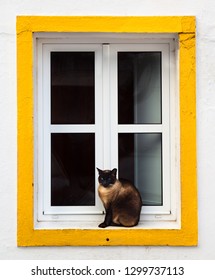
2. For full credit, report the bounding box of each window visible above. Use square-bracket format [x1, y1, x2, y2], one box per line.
[36, 38, 177, 225]
[17, 16, 197, 246]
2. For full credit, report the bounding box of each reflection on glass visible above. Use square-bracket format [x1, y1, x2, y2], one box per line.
[118, 133, 162, 206]
[118, 52, 161, 124]
[51, 133, 95, 206]
[51, 52, 95, 124]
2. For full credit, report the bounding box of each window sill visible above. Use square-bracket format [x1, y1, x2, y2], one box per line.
[34, 219, 180, 230]
[19, 219, 195, 247]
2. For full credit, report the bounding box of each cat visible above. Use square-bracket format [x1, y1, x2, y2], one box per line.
[97, 168, 142, 228]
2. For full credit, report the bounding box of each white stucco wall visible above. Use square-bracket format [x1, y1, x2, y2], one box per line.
[0, 0, 215, 259]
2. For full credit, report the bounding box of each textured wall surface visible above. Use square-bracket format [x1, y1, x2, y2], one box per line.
[0, 0, 215, 259]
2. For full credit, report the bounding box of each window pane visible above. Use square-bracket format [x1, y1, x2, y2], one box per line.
[118, 52, 161, 124]
[118, 133, 162, 206]
[51, 133, 95, 206]
[51, 52, 95, 124]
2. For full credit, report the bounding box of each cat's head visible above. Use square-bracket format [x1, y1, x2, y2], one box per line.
[97, 168, 117, 187]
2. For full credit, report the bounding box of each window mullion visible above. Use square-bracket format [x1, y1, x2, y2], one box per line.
[102, 44, 113, 169]
[109, 45, 119, 170]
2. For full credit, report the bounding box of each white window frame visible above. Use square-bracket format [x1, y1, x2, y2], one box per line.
[34, 33, 180, 229]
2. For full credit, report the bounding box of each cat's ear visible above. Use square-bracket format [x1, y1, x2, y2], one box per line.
[111, 168, 117, 177]
[96, 167, 102, 175]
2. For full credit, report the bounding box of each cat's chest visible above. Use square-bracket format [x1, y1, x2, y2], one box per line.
[98, 185, 118, 206]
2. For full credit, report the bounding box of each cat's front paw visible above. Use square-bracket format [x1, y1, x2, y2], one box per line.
[98, 222, 108, 228]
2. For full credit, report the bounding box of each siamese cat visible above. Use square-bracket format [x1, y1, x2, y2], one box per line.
[97, 168, 142, 228]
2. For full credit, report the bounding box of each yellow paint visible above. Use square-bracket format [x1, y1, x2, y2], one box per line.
[17, 16, 195, 34]
[17, 16, 197, 246]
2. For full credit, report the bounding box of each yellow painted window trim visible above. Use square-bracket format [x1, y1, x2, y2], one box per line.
[17, 16, 197, 246]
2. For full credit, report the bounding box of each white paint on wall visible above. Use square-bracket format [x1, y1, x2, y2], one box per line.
[0, 0, 215, 259]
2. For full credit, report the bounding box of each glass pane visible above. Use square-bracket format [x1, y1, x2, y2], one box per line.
[51, 52, 95, 124]
[118, 133, 162, 206]
[51, 133, 95, 206]
[118, 52, 161, 124]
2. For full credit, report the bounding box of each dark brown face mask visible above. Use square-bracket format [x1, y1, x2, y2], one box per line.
[97, 168, 117, 187]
